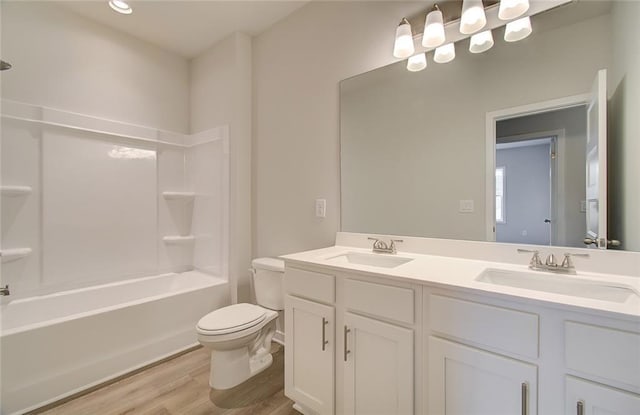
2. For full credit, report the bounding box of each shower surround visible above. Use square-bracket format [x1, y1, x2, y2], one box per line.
[0, 100, 231, 414]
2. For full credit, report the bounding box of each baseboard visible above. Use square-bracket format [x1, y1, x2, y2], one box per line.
[273, 330, 285, 346]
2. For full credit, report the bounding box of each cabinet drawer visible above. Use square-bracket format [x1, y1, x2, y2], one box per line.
[565, 321, 640, 390]
[429, 294, 539, 359]
[285, 267, 335, 304]
[344, 279, 414, 324]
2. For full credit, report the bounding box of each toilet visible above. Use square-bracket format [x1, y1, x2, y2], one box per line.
[196, 257, 284, 390]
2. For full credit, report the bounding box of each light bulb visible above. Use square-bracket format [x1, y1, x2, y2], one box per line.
[460, 0, 487, 35]
[407, 53, 427, 72]
[393, 18, 415, 59]
[434, 43, 456, 64]
[504, 16, 532, 42]
[498, 0, 530, 21]
[469, 30, 494, 53]
[422, 8, 445, 48]
[108, 0, 132, 14]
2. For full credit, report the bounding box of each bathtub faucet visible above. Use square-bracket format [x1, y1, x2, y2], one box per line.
[0, 285, 9, 296]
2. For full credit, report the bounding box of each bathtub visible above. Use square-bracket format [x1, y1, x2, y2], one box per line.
[0, 270, 229, 415]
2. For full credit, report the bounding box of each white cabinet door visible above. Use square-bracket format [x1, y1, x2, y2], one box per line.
[428, 336, 537, 415]
[285, 295, 335, 415]
[566, 376, 640, 415]
[343, 312, 414, 415]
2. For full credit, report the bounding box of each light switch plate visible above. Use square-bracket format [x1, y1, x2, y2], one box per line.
[315, 199, 326, 218]
[459, 199, 474, 213]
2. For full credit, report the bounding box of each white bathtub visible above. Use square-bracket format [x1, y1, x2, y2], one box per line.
[0, 271, 229, 415]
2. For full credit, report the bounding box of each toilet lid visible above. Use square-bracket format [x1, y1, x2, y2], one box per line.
[197, 303, 267, 335]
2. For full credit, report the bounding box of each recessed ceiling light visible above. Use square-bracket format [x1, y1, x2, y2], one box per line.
[108, 0, 132, 15]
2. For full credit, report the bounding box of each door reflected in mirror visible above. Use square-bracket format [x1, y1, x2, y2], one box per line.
[492, 104, 587, 248]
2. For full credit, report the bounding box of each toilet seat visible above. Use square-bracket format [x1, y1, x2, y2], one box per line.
[197, 303, 267, 336]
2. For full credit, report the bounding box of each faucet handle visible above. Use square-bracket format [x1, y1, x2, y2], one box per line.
[389, 239, 403, 253]
[545, 253, 557, 267]
[368, 237, 388, 250]
[561, 252, 590, 268]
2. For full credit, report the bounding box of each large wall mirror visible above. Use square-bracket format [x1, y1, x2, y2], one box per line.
[340, 0, 639, 251]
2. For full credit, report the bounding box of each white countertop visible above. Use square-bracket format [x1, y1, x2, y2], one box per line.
[282, 245, 640, 320]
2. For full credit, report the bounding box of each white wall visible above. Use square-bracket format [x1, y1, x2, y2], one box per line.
[610, 1, 640, 251]
[0, 2, 190, 133]
[190, 33, 252, 302]
[253, 1, 426, 257]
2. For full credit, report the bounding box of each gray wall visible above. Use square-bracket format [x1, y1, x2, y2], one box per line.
[610, 1, 640, 251]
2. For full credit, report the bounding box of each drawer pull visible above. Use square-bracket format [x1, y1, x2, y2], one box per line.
[321, 317, 329, 351]
[344, 325, 351, 362]
[577, 400, 584, 415]
[521, 382, 528, 415]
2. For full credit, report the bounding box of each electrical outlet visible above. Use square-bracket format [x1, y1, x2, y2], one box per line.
[315, 199, 326, 218]
[459, 200, 474, 213]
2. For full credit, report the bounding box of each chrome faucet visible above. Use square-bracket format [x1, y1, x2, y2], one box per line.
[368, 237, 403, 254]
[0, 285, 9, 296]
[517, 249, 589, 274]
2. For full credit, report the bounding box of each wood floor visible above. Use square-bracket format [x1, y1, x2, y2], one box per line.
[35, 343, 298, 415]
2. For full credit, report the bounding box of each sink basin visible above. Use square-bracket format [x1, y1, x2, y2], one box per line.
[326, 252, 413, 269]
[476, 268, 639, 303]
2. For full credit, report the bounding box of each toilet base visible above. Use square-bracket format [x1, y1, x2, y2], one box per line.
[205, 314, 277, 390]
[209, 344, 274, 389]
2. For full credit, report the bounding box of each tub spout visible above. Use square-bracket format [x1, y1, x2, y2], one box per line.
[1, 285, 10, 296]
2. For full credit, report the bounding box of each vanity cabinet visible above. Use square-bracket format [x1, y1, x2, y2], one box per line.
[284, 264, 419, 415]
[284, 254, 639, 415]
[426, 293, 538, 415]
[428, 336, 537, 415]
[563, 321, 640, 414]
[343, 312, 413, 415]
[285, 295, 335, 414]
[565, 376, 640, 414]
[424, 287, 640, 415]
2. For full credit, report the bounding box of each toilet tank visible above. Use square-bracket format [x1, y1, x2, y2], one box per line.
[251, 257, 284, 311]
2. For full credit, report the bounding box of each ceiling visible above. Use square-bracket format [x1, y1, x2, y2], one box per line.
[59, 0, 311, 58]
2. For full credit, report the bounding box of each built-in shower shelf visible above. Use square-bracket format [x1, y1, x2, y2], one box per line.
[1, 185, 33, 196]
[0, 247, 32, 263]
[162, 191, 195, 200]
[162, 235, 195, 245]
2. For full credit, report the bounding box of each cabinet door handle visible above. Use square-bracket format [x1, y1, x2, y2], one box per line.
[521, 382, 528, 415]
[576, 401, 584, 415]
[344, 325, 351, 362]
[321, 317, 329, 351]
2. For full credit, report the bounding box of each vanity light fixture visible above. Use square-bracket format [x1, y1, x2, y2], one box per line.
[434, 43, 456, 64]
[393, 0, 537, 71]
[460, 0, 487, 35]
[108, 0, 133, 15]
[422, 5, 445, 48]
[393, 18, 415, 59]
[469, 30, 494, 53]
[504, 16, 532, 42]
[407, 53, 427, 72]
[498, 0, 530, 21]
